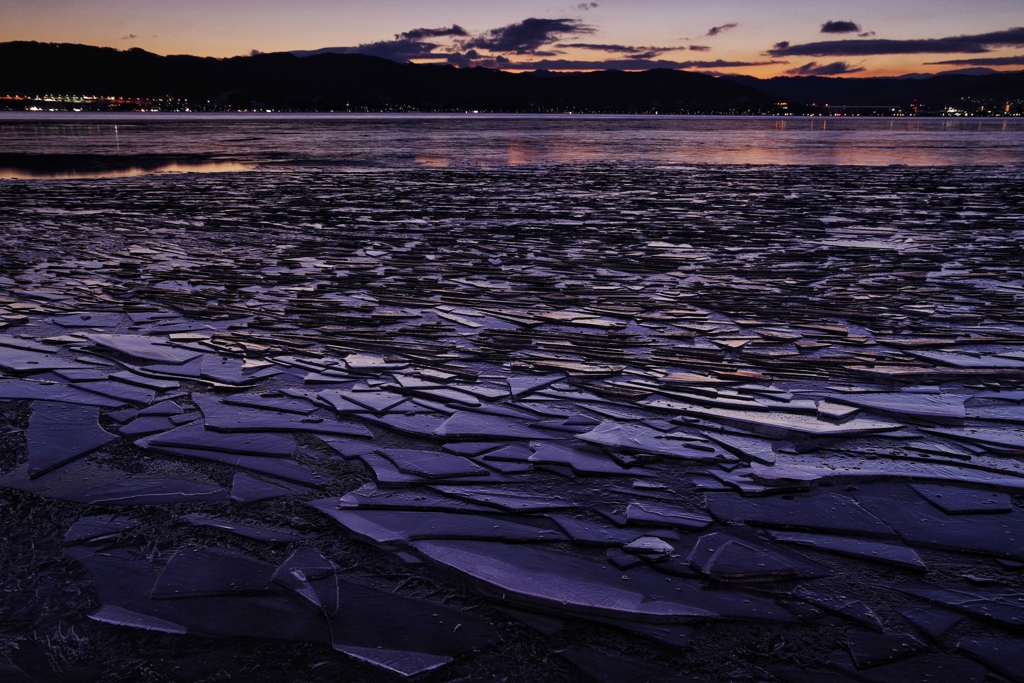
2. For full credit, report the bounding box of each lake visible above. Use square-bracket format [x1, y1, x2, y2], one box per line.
[2, 112, 1024, 178]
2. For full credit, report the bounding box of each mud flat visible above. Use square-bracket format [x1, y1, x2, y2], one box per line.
[1, 163, 1024, 681]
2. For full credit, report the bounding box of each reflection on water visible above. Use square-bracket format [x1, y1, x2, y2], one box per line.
[2, 113, 1023, 169]
[0, 161, 255, 180]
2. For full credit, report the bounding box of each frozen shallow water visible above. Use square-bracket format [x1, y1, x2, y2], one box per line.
[1, 150, 1024, 681]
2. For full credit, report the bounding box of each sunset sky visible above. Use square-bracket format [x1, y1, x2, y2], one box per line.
[2, 0, 1023, 78]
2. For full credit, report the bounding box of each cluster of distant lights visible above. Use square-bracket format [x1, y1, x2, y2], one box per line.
[2, 94, 1021, 116]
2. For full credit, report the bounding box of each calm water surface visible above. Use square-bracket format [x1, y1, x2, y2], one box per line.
[2, 113, 1023, 176]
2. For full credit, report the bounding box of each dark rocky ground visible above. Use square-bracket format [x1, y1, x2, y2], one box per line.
[0, 164, 1023, 682]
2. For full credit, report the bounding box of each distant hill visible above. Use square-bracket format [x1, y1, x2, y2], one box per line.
[0, 41, 768, 112]
[723, 71, 1024, 109]
[3, 42, 1020, 113]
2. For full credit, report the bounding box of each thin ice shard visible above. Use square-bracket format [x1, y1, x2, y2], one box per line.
[89, 605, 187, 634]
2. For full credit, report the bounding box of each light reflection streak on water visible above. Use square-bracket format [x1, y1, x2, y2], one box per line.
[0, 161, 256, 180]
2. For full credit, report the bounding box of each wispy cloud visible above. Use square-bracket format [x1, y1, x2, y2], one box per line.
[769, 26, 1024, 56]
[786, 60, 865, 75]
[576, 2, 599, 10]
[689, 45, 711, 52]
[706, 23, 738, 37]
[466, 18, 593, 54]
[487, 58, 781, 71]
[558, 42, 679, 59]
[821, 21, 861, 34]
[120, 34, 138, 40]
[926, 55, 1024, 66]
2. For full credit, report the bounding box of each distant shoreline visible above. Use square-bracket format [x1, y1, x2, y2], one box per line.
[0, 110, 1019, 119]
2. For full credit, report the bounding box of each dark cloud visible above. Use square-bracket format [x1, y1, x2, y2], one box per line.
[576, 2, 599, 9]
[466, 18, 593, 54]
[293, 38, 447, 61]
[120, 34, 138, 40]
[926, 55, 1024, 66]
[786, 60, 865, 75]
[769, 26, 1024, 56]
[399, 25, 468, 41]
[706, 23, 738, 37]
[858, 31, 876, 37]
[821, 21, 861, 34]
[689, 45, 711, 52]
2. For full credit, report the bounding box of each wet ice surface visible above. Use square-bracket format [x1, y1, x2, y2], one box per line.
[1, 163, 1024, 681]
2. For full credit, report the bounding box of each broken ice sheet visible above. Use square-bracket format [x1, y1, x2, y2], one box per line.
[183, 513, 316, 543]
[65, 544, 331, 643]
[706, 491, 898, 538]
[909, 483, 1012, 515]
[768, 531, 926, 571]
[138, 400, 183, 416]
[414, 539, 796, 622]
[64, 515, 139, 546]
[328, 388, 407, 414]
[338, 483, 496, 512]
[703, 431, 776, 464]
[826, 392, 966, 425]
[0, 456, 230, 505]
[230, 472, 305, 504]
[577, 421, 737, 461]
[548, 514, 648, 546]
[119, 415, 176, 437]
[377, 448, 490, 479]
[141, 422, 297, 457]
[193, 393, 372, 438]
[324, 577, 500, 677]
[956, 636, 1024, 682]
[855, 484, 1024, 561]
[434, 411, 558, 440]
[687, 532, 830, 582]
[85, 334, 202, 363]
[528, 442, 638, 476]
[431, 485, 576, 512]
[0, 378, 125, 407]
[625, 502, 713, 530]
[272, 546, 340, 616]
[0, 345, 91, 374]
[307, 503, 567, 544]
[891, 583, 1024, 628]
[646, 399, 902, 439]
[896, 606, 963, 640]
[27, 401, 116, 478]
[109, 370, 179, 391]
[152, 545, 286, 599]
[760, 452, 1024, 491]
[74, 380, 155, 405]
[143, 445, 323, 486]
[200, 354, 280, 385]
[507, 373, 563, 398]
[222, 394, 318, 414]
[845, 631, 928, 669]
[830, 651, 988, 683]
